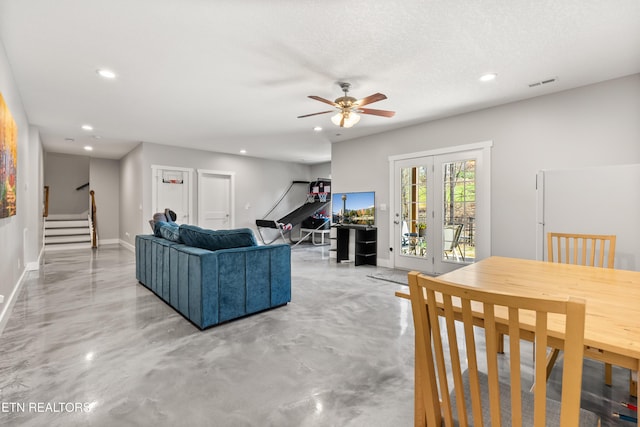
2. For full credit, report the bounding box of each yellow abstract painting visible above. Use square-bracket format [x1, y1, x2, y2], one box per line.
[0, 92, 18, 218]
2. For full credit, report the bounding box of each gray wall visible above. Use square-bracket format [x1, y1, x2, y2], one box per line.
[119, 142, 317, 246]
[0, 38, 43, 329]
[310, 162, 331, 181]
[332, 74, 640, 265]
[44, 152, 90, 215]
[89, 157, 120, 242]
[119, 143, 143, 248]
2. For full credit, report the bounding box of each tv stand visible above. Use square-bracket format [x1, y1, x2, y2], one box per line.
[335, 225, 377, 266]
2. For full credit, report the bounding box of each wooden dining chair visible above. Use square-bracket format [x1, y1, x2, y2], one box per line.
[546, 232, 618, 388]
[408, 271, 600, 427]
[547, 232, 616, 269]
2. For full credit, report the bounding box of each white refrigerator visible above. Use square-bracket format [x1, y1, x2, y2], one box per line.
[536, 164, 640, 271]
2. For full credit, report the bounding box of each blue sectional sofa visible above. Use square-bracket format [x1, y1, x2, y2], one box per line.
[135, 224, 291, 329]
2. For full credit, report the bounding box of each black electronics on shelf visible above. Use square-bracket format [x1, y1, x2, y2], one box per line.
[335, 225, 377, 266]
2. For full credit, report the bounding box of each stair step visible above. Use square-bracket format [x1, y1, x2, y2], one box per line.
[45, 220, 89, 228]
[45, 235, 91, 244]
[45, 227, 90, 236]
[46, 213, 88, 220]
[44, 242, 92, 251]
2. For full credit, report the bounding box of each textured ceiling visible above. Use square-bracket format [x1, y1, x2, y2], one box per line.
[1, 0, 639, 162]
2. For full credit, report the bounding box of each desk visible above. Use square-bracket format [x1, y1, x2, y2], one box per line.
[396, 256, 640, 426]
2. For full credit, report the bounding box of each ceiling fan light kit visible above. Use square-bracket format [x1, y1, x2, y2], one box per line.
[298, 82, 395, 128]
[331, 111, 360, 128]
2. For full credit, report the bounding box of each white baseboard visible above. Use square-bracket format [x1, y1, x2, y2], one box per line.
[120, 239, 135, 252]
[99, 239, 120, 245]
[0, 268, 28, 336]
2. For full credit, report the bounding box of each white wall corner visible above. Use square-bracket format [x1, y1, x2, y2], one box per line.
[25, 262, 39, 271]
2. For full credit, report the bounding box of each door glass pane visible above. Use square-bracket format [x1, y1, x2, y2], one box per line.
[442, 160, 475, 263]
[400, 166, 428, 258]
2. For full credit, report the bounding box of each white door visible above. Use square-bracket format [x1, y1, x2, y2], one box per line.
[390, 143, 491, 274]
[198, 170, 234, 230]
[152, 165, 193, 224]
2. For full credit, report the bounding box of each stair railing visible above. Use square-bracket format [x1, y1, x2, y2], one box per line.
[43, 186, 49, 217]
[89, 190, 98, 248]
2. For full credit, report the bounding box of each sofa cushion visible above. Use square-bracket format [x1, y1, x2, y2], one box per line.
[179, 224, 257, 251]
[153, 221, 182, 243]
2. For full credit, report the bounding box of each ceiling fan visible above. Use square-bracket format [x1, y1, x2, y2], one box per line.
[297, 82, 395, 128]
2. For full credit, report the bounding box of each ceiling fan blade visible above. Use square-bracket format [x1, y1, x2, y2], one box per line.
[356, 93, 387, 107]
[297, 110, 334, 118]
[308, 95, 338, 107]
[358, 108, 396, 118]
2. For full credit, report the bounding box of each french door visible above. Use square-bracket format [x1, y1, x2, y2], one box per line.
[390, 143, 491, 274]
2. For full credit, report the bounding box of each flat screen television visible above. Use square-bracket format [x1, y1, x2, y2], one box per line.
[332, 191, 375, 225]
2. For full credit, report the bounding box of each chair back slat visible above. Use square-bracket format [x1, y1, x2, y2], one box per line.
[409, 282, 441, 426]
[547, 232, 616, 268]
[507, 306, 522, 427]
[481, 302, 502, 426]
[533, 311, 549, 427]
[408, 271, 587, 427]
[461, 299, 484, 426]
[423, 287, 455, 426]
[443, 294, 468, 426]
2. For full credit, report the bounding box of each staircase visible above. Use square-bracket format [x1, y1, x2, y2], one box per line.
[44, 213, 92, 251]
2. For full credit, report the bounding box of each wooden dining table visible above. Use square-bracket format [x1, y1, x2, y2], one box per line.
[396, 256, 640, 426]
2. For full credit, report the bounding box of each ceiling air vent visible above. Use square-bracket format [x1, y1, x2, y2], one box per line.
[529, 77, 558, 88]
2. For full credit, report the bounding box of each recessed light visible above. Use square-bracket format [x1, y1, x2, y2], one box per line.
[84, 146, 93, 151]
[81, 124, 93, 131]
[479, 73, 497, 82]
[313, 126, 322, 132]
[239, 149, 247, 154]
[97, 69, 117, 79]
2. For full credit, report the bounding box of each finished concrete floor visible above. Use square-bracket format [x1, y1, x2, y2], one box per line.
[0, 244, 635, 426]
